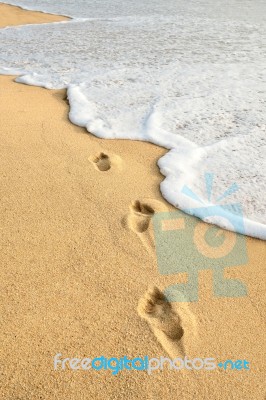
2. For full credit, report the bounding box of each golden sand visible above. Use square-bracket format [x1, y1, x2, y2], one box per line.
[0, 4, 265, 399]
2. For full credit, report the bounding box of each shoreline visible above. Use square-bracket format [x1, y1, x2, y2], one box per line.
[1, 4, 265, 240]
[0, 3, 265, 400]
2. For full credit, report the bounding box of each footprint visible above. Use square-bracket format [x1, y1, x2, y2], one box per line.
[125, 199, 168, 255]
[131, 200, 155, 217]
[138, 286, 184, 341]
[138, 286, 197, 358]
[129, 200, 155, 233]
[90, 152, 111, 172]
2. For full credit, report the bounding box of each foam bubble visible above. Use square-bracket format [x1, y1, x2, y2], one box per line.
[0, 0, 265, 239]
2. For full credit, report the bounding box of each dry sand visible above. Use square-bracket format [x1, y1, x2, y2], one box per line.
[0, 4, 265, 399]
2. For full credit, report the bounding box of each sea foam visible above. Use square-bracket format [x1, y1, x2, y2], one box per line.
[0, 0, 265, 239]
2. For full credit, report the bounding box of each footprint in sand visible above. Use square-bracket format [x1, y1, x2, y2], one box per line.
[125, 199, 168, 254]
[138, 287, 197, 357]
[138, 286, 184, 341]
[129, 200, 155, 233]
[90, 152, 111, 172]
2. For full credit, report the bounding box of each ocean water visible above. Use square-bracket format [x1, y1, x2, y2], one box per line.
[0, 0, 265, 239]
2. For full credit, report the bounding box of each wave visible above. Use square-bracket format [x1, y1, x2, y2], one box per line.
[0, 0, 265, 239]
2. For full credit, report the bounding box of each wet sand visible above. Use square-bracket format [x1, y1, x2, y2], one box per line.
[0, 3, 265, 399]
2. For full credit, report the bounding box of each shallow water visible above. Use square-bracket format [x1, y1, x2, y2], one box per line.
[0, 0, 265, 238]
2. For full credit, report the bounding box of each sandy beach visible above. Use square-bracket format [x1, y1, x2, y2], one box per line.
[0, 3, 265, 399]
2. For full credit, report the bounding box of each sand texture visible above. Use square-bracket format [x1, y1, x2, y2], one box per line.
[0, 4, 265, 399]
